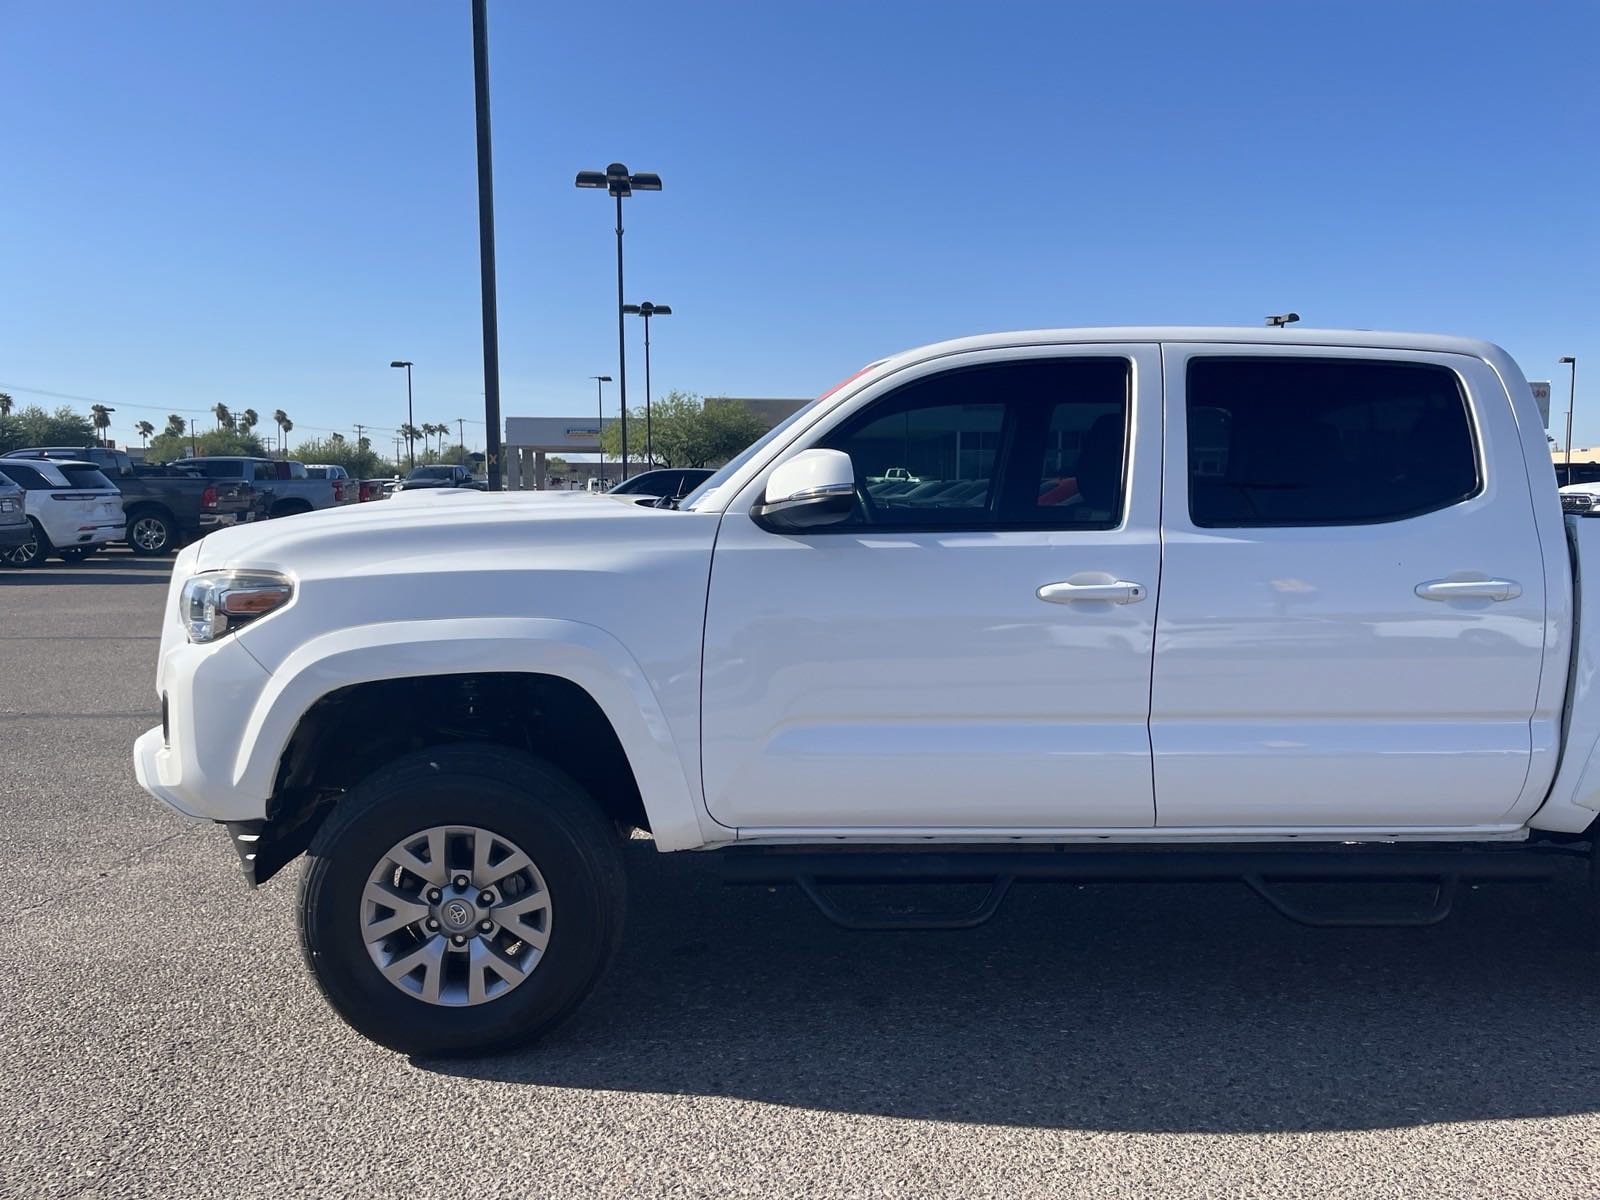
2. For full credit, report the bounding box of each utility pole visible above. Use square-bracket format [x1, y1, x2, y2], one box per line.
[188, 419, 198, 457]
[353, 423, 366, 459]
[457, 417, 465, 458]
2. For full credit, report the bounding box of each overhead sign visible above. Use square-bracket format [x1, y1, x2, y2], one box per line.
[1530, 381, 1552, 427]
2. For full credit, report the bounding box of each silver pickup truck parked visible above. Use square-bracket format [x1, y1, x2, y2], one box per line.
[172, 457, 338, 519]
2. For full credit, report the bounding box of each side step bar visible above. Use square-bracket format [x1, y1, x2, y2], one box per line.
[719, 844, 1579, 931]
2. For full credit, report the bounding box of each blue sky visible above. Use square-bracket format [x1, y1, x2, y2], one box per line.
[5, 1, 1596, 452]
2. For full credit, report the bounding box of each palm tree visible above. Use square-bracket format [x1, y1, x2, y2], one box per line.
[212, 402, 233, 432]
[90, 404, 112, 447]
[0, 392, 12, 420]
[400, 423, 422, 462]
[165, 413, 187, 438]
[278, 416, 294, 458]
[239, 408, 259, 435]
[135, 420, 155, 448]
[330, 432, 345, 444]
[272, 410, 289, 456]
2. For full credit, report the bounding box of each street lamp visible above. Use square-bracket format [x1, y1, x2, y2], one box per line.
[575, 162, 662, 481]
[622, 301, 672, 467]
[1561, 356, 1578, 483]
[1265, 312, 1300, 328]
[590, 374, 613, 486]
[390, 360, 415, 469]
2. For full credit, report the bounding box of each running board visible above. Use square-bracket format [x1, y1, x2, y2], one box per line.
[719, 844, 1574, 931]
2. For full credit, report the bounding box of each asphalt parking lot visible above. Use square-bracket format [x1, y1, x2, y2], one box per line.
[5, 552, 1600, 1198]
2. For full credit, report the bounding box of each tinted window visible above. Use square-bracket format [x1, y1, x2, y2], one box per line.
[0, 463, 53, 489]
[254, 462, 277, 481]
[1187, 358, 1478, 527]
[818, 358, 1130, 530]
[57, 465, 116, 489]
[177, 460, 240, 479]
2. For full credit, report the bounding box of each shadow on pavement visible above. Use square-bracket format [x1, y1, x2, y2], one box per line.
[1, 551, 173, 585]
[426, 841, 1600, 1134]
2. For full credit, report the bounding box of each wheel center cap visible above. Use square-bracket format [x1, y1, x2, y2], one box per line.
[438, 897, 477, 932]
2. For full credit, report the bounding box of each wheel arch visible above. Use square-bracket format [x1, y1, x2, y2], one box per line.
[233, 617, 722, 857]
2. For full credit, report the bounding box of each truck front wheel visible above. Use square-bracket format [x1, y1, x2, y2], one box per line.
[298, 745, 626, 1056]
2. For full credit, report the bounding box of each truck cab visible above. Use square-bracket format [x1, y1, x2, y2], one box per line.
[133, 328, 1598, 1056]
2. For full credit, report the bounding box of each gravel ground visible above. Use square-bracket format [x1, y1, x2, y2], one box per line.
[4, 550, 1600, 1199]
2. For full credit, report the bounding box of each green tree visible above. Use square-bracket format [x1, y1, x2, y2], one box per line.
[146, 428, 269, 463]
[165, 413, 187, 438]
[290, 435, 397, 479]
[272, 409, 290, 456]
[239, 408, 260, 435]
[212, 402, 233, 431]
[89, 404, 112, 446]
[599, 391, 767, 469]
[135, 420, 155, 447]
[0, 405, 96, 454]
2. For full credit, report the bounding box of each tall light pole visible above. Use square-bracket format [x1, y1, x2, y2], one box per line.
[1561, 356, 1578, 483]
[575, 163, 662, 481]
[590, 374, 612, 486]
[389, 360, 415, 469]
[470, 0, 503, 490]
[623, 302, 671, 467]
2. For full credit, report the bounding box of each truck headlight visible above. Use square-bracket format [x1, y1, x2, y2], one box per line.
[180, 571, 294, 643]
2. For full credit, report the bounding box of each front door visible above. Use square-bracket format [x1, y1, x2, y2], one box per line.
[701, 346, 1162, 832]
[1151, 345, 1550, 829]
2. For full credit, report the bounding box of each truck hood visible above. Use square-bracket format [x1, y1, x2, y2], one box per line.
[191, 487, 715, 577]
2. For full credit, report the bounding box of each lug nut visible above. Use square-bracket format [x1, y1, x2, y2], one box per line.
[479, 891, 495, 906]
[425, 918, 439, 930]
[452, 934, 467, 946]
[479, 920, 493, 932]
[426, 889, 441, 903]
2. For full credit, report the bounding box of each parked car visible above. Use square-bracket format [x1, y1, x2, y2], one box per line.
[357, 478, 393, 502]
[0, 469, 30, 555]
[137, 326, 1600, 1057]
[171, 457, 337, 518]
[4, 447, 260, 556]
[1560, 483, 1600, 514]
[304, 464, 358, 506]
[395, 464, 485, 491]
[0, 458, 125, 565]
[605, 468, 714, 505]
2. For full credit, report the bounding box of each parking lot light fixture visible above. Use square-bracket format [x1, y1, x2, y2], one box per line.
[590, 375, 613, 486]
[623, 302, 672, 467]
[575, 163, 663, 481]
[390, 361, 415, 469]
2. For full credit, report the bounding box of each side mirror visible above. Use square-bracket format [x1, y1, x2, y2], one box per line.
[752, 448, 856, 531]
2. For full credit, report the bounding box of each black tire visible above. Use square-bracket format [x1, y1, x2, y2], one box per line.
[4, 519, 49, 567]
[125, 509, 176, 556]
[299, 744, 627, 1056]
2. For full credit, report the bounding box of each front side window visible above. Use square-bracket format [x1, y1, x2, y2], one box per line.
[1186, 357, 1479, 527]
[817, 358, 1130, 531]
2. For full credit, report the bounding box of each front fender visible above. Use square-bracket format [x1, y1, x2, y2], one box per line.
[233, 617, 728, 851]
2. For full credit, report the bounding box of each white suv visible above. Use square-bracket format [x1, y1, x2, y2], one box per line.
[0, 458, 125, 566]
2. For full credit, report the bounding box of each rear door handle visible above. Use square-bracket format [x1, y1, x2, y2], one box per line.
[1414, 578, 1521, 602]
[1037, 580, 1147, 605]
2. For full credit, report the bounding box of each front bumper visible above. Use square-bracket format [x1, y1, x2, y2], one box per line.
[132, 629, 276, 824]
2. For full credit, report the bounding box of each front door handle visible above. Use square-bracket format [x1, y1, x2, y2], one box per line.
[1037, 580, 1147, 605]
[1414, 578, 1521, 602]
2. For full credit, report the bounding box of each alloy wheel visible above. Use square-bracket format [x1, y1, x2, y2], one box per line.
[361, 825, 552, 1007]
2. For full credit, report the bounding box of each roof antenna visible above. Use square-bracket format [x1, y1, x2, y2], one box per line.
[1265, 312, 1300, 328]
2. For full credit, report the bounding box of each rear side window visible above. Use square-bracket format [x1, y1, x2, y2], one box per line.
[0, 463, 53, 489]
[1186, 358, 1479, 527]
[57, 465, 116, 489]
[180, 461, 239, 479]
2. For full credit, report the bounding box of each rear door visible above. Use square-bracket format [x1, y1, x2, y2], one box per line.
[1152, 345, 1549, 829]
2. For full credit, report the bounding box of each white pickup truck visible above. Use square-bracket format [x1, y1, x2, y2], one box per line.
[135, 327, 1600, 1055]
